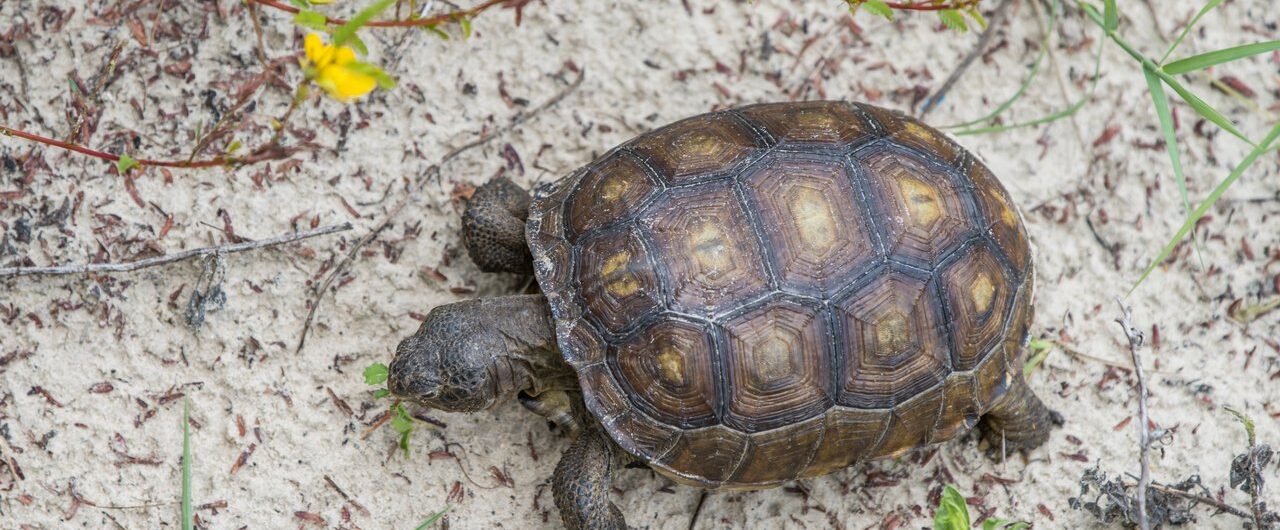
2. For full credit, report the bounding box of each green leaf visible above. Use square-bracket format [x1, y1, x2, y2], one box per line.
[181, 399, 193, 530]
[332, 0, 395, 48]
[458, 16, 473, 39]
[983, 518, 1030, 530]
[1224, 406, 1257, 445]
[939, 9, 968, 32]
[294, 9, 329, 31]
[116, 154, 140, 174]
[391, 413, 414, 434]
[288, 0, 310, 8]
[1132, 120, 1280, 291]
[1103, 0, 1119, 31]
[1161, 0, 1226, 63]
[1164, 40, 1280, 75]
[933, 485, 970, 530]
[422, 24, 450, 40]
[861, 0, 893, 19]
[347, 33, 369, 56]
[373, 388, 391, 399]
[414, 506, 451, 529]
[1023, 345, 1051, 378]
[965, 7, 988, 31]
[363, 363, 389, 385]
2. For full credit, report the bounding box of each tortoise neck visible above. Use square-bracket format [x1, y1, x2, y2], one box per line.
[489, 294, 577, 397]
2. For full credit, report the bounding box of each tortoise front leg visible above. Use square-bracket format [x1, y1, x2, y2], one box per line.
[978, 374, 1061, 456]
[553, 427, 627, 530]
[519, 390, 583, 439]
[462, 176, 533, 274]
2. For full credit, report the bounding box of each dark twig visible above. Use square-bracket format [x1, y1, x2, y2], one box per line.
[294, 68, 585, 353]
[1146, 484, 1253, 520]
[1115, 299, 1150, 530]
[0, 223, 352, 278]
[919, 0, 1012, 117]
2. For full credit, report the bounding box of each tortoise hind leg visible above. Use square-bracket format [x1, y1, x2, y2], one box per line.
[553, 427, 627, 530]
[462, 177, 533, 274]
[978, 375, 1061, 456]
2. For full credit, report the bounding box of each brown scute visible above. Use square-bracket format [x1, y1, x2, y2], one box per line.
[939, 242, 1016, 371]
[738, 100, 876, 147]
[526, 101, 1035, 488]
[575, 226, 663, 335]
[628, 112, 767, 184]
[832, 270, 951, 409]
[640, 179, 771, 317]
[720, 296, 833, 432]
[611, 318, 720, 429]
[740, 153, 881, 296]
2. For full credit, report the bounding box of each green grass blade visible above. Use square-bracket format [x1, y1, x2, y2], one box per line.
[955, 24, 1102, 136]
[945, 0, 1057, 130]
[1144, 64, 1205, 269]
[1131, 120, 1280, 292]
[1102, 0, 1118, 31]
[181, 399, 193, 530]
[415, 506, 451, 529]
[1142, 65, 1191, 217]
[1164, 40, 1280, 74]
[1160, 0, 1226, 64]
[332, 0, 396, 48]
[1157, 72, 1252, 145]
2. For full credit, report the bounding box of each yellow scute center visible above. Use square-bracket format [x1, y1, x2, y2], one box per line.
[601, 250, 640, 297]
[786, 186, 838, 253]
[971, 272, 995, 314]
[898, 177, 941, 227]
[656, 346, 685, 385]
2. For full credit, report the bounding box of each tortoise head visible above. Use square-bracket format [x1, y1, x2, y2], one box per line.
[388, 296, 560, 413]
[389, 300, 519, 413]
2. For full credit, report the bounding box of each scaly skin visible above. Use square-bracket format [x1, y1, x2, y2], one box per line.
[553, 426, 628, 530]
[462, 176, 533, 274]
[978, 374, 1061, 456]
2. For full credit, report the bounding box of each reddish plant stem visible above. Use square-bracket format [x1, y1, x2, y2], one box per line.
[248, 0, 508, 28]
[0, 126, 231, 169]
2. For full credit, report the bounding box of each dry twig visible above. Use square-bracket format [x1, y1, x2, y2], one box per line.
[0, 223, 352, 278]
[919, 0, 1013, 117]
[294, 68, 585, 353]
[1114, 299, 1150, 530]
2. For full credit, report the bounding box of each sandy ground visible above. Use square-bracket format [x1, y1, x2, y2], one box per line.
[1, 0, 1278, 528]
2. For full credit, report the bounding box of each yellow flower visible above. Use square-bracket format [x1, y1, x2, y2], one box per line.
[304, 33, 377, 101]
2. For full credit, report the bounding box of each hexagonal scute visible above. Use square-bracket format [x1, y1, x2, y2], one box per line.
[641, 180, 771, 317]
[858, 149, 977, 270]
[628, 112, 766, 184]
[737, 101, 876, 148]
[940, 242, 1016, 371]
[856, 103, 962, 165]
[834, 270, 951, 409]
[967, 159, 1032, 275]
[566, 151, 662, 238]
[730, 416, 825, 485]
[741, 154, 880, 297]
[720, 296, 833, 432]
[658, 425, 749, 487]
[576, 226, 664, 335]
[610, 318, 720, 429]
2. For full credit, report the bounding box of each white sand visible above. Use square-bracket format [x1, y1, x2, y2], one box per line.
[1, 0, 1277, 528]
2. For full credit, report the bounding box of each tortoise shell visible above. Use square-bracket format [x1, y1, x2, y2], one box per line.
[526, 101, 1033, 489]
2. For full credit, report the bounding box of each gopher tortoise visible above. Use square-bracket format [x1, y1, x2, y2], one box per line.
[388, 101, 1056, 529]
